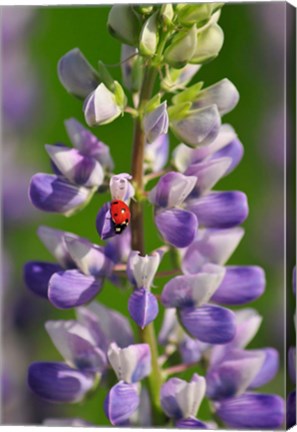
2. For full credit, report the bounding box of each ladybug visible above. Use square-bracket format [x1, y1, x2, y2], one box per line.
[110, 200, 131, 234]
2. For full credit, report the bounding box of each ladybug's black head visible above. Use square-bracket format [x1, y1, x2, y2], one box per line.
[114, 223, 128, 234]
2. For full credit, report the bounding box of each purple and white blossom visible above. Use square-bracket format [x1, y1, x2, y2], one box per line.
[104, 343, 151, 425]
[24, 226, 113, 308]
[127, 249, 165, 328]
[25, 4, 285, 429]
[29, 119, 114, 215]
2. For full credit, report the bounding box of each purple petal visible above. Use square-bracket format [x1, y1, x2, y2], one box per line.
[96, 202, 115, 240]
[287, 390, 296, 429]
[193, 79, 239, 116]
[45, 145, 104, 187]
[104, 381, 140, 426]
[155, 208, 198, 248]
[57, 48, 99, 98]
[107, 343, 151, 383]
[175, 417, 208, 429]
[173, 125, 237, 171]
[45, 320, 107, 373]
[48, 269, 102, 309]
[161, 265, 225, 308]
[186, 191, 248, 229]
[28, 362, 95, 403]
[160, 374, 206, 420]
[206, 349, 265, 401]
[37, 226, 76, 268]
[216, 393, 285, 429]
[211, 266, 265, 305]
[143, 101, 169, 144]
[145, 134, 169, 173]
[65, 118, 114, 170]
[84, 83, 121, 127]
[64, 235, 113, 277]
[249, 348, 279, 388]
[179, 304, 236, 344]
[24, 261, 62, 298]
[29, 173, 90, 215]
[289, 346, 296, 384]
[171, 105, 221, 148]
[148, 171, 196, 208]
[182, 228, 244, 274]
[211, 137, 244, 174]
[185, 158, 231, 197]
[76, 302, 134, 351]
[104, 227, 131, 263]
[179, 336, 206, 364]
[128, 288, 159, 329]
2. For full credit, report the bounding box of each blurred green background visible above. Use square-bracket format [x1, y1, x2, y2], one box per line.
[2, 3, 295, 425]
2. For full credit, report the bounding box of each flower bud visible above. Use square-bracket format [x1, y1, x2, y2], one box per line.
[177, 4, 213, 26]
[191, 24, 224, 64]
[84, 83, 122, 127]
[143, 101, 169, 143]
[164, 25, 197, 69]
[121, 45, 144, 93]
[170, 105, 221, 148]
[160, 4, 174, 26]
[161, 64, 200, 92]
[108, 5, 141, 46]
[57, 48, 100, 99]
[139, 12, 159, 57]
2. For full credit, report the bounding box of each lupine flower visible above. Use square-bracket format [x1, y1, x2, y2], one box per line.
[24, 226, 113, 308]
[29, 119, 113, 215]
[173, 124, 244, 175]
[148, 172, 198, 248]
[96, 173, 134, 240]
[206, 308, 284, 428]
[104, 343, 151, 425]
[170, 104, 221, 148]
[58, 48, 100, 99]
[159, 309, 209, 364]
[127, 249, 165, 328]
[25, 3, 285, 428]
[28, 301, 133, 403]
[143, 101, 169, 144]
[144, 133, 169, 173]
[160, 374, 208, 427]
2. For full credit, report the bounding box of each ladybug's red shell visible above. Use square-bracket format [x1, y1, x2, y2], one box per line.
[110, 200, 131, 234]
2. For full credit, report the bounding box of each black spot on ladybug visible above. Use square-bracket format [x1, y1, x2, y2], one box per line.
[114, 213, 118, 217]
[125, 219, 128, 223]
[113, 201, 119, 205]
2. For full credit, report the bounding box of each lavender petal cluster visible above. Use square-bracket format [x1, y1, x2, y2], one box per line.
[25, 3, 286, 429]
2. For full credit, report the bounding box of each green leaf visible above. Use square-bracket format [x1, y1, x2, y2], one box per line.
[97, 61, 115, 92]
[172, 82, 204, 105]
[144, 93, 161, 114]
[139, 11, 159, 57]
[113, 81, 127, 111]
[168, 101, 192, 121]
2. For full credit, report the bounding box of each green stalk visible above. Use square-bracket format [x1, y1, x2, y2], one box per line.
[130, 63, 164, 425]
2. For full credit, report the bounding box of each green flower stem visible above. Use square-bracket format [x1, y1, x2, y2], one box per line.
[130, 61, 164, 424]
